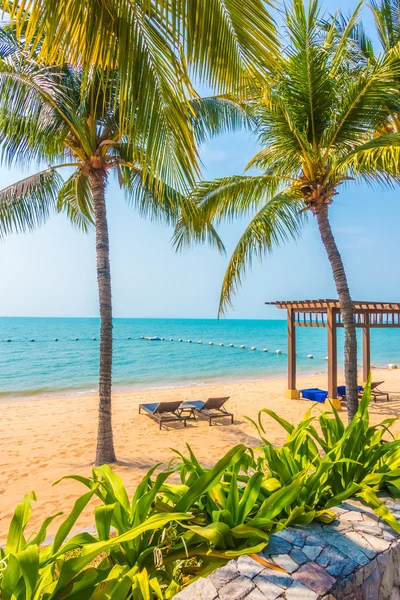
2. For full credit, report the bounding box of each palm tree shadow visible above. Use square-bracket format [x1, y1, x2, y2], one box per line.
[369, 397, 400, 419]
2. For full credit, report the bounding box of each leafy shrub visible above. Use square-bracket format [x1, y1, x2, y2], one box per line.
[250, 381, 400, 532]
[1, 384, 400, 599]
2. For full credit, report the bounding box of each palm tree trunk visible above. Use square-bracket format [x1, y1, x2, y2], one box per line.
[90, 168, 117, 464]
[315, 203, 358, 421]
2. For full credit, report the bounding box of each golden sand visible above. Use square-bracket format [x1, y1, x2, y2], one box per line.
[1, 368, 400, 543]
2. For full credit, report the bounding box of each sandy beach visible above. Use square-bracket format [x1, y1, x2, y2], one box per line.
[1, 368, 400, 544]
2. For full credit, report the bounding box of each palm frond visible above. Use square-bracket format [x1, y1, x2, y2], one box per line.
[188, 175, 285, 225]
[190, 96, 252, 145]
[5, 0, 278, 91]
[338, 132, 400, 178]
[218, 190, 306, 316]
[322, 53, 400, 159]
[57, 170, 94, 232]
[370, 0, 400, 51]
[0, 168, 63, 238]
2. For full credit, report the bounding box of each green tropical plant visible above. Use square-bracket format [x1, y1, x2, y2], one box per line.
[250, 380, 400, 531]
[175, 0, 400, 421]
[4, 0, 278, 104]
[0, 32, 246, 464]
[2, 387, 400, 598]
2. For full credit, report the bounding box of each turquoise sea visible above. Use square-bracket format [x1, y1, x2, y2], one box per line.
[1, 317, 400, 398]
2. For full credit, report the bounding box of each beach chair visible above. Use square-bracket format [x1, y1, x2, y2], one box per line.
[370, 381, 390, 402]
[181, 397, 233, 426]
[138, 401, 188, 430]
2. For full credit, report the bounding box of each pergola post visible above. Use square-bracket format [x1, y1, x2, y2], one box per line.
[327, 306, 341, 409]
[363, 313, 371, 384]
[285, 307, 299, 399]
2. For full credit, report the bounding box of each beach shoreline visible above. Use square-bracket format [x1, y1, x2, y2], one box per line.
[1, 367, 400, 544]
[2, 362, 399, 403]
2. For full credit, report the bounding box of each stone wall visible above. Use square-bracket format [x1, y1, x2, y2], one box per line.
[174, 497, 400, 600]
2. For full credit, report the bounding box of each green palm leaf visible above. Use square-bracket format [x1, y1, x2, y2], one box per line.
[0, 168, 63, 238]
[218, 190, 305, 316]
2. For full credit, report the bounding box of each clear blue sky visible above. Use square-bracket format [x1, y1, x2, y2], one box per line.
[1, 0, 399, 320]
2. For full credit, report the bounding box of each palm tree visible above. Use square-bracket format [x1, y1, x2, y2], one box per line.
[176, 0, 400, 421]
[0, 47, 243, 463]
[4, 0, 278, 178]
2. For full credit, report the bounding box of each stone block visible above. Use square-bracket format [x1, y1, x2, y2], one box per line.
[290, 547, 308, 565]
[361, 566, 381, 599]
[321, 533, 371, 566]
[340, 511, 364, 522]
[270, 554, 299, 574]
[344, 531, 377, 559]
[209, 561, 239, 589]
[378, 552, 394, 598]
[218, 576, 255, 600]
[285, 581, 318, 600]
[264, 536, 292, 556]
[174, 578, 218, 600]
[303, 545, 323, 561]
[244, 588, 276, 600]
[237, 555, 266, 580]
[316, 546, 358, 578]
[292, 563, 336, 595]
[254, 570, 293, 590]
[274, 529, 307, 547]
[356, 531, 391, 554]
[253, 574, 285, 600]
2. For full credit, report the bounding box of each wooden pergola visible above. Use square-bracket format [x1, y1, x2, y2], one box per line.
[266, 299, 400, 405]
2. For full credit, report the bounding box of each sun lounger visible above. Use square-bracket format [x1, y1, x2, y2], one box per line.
[301, 388, 328, 403]
[138, 401, 188, 430]
[181, 397, 233, 425]
[370, 381, 390, 402]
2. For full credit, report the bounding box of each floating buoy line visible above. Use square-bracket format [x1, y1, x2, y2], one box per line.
[1, 335, 342, 361]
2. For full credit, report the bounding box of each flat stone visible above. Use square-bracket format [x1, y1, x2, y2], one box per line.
[292, 563, 336, 595]
[218, 576, 254, 600]
[355, 522, 384, 537]
[321, 533, 370, 565]
[361, 557, 378, 581]
[253, 575, 284, 600]
[285, 581, 318, 600]
[301, 522, 325, 535]
[270, 554, 298, 574]
[341, 499, 371, 513]
[324, 520, 353, 533]
[340, 511, 364, 522]
[360, 566, 381, 599]
[210, 561, 239, 589]
[290, 548, 308, 565]
[174, 577, 218, 599]
[383, 530, 396, 542]
[379, 553, 394, 598]
[304, 534, 327, 547]
[356, 531, 391, 553]
[302, 545, 323, 561]
[255, 570, 293, 590]
[273, 529, 307, 547]
[244, 588, 277, 600]
[344, 531, 377, 559]
[393, 547, 400, 585]
[316, 546, 358, 578]
[362, 512, 379, 523]
[331, 506, 348, 516]
[237, 555, 265, 580]
[264, 536, 292, 555]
